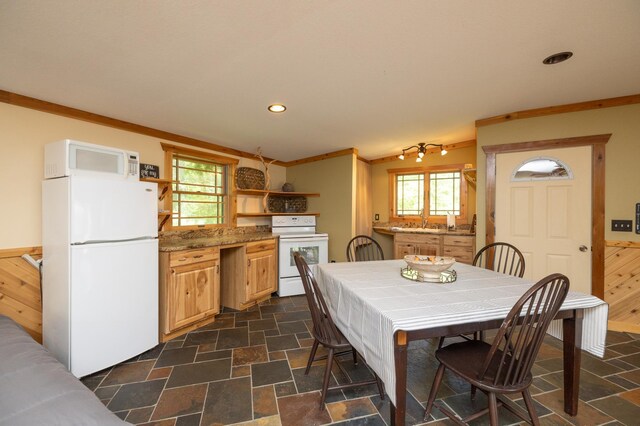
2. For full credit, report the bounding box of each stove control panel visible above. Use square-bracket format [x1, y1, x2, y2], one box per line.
[272, 215, 316, 227]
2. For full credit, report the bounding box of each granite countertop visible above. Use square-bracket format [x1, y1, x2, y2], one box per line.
[373, 226, 475, 237]
[159, 227, 278, 252]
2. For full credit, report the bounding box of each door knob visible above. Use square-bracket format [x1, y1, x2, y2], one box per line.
[579, 245, 588, 252]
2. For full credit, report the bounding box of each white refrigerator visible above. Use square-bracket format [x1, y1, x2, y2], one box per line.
[42, 175, 159, 378]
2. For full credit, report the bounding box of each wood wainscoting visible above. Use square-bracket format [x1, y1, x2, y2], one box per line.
[0, 247, 42, 342]
[605, 241, 640, 334]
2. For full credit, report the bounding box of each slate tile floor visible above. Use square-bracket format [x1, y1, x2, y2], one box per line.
[83, 295, 640, 425]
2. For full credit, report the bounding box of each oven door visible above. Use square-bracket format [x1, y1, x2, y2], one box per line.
[279, 236, 328, 277]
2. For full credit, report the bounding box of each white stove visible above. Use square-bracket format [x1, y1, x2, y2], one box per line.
[271, 215, 329, 296]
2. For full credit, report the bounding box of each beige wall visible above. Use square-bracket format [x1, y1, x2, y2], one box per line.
[0, 103, 285, 249]
[286, 154, 356, 262]
[475, 103, 640, 248]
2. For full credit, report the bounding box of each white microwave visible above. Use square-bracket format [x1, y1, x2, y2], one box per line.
[44, 139, 140, 180]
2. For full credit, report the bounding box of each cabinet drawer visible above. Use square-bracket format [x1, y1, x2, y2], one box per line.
[246, 239, 276, 254]
[395, 234, 440, 245]
[443, 246, 474, 257]
[443, 235, 475, 247]
[169, 248, 219, 267]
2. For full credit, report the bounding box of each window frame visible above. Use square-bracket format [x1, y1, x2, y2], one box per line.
[162, 143, 238, 230]
[388, 164, 468, 224]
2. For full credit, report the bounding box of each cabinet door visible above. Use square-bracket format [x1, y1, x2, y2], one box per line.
[415, 243, 440, 256]
[394, 243, 416, 259]
[167, 260, 220, 333]
[246, 249, 277, 302]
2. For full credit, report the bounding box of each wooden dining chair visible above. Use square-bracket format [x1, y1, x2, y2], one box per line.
[293, 253, 385, 409]
[440, 241, 526, 348]
[474, 242, 525, 278]
[346, 235, 384, 262]
[424, 273, 570, 426]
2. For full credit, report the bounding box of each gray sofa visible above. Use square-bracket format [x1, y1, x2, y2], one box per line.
[0, 315, 128, 425]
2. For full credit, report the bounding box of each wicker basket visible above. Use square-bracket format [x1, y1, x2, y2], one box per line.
[236, 167, 265, 190]
[268, 196, 307, 213]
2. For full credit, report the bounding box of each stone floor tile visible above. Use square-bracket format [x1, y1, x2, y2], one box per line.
[275, 381, 298, 397]
[139, 343, 166, 361]
[236, 310, 263, 322]
[217, 327, 249, 350]
[126, 406, 154, 424]
[164, 341, 185, 350]
[199, 316, 235, 330]
[606, 374, 639, 390]
[533, 389, 614, 425]
[138, 419, 176, 426]
[253, 385, 279, 419]
[269, 350, 287, 361]
[264, 328, 280, 337]
[95, 385, 120, 400]
[278, 320, 309, 335]
[370, 392, 426, 426]
[252, 359, 293, 387]
[274, 311, 312, 323]
[183, 330, 219, 347]
[251, 331, 267, 346]
[166, 358, 231, 388]
[234, 345, 269, 366]
[619, 368, 640, 385]
[107, 378, 166, 412]
[233, 365, 251, 377]
[102, 360, 156, 386]
[202, 377, 253, 425]
[608, 342, 640, 356]
[619, 388, 640, 404]
[260, 304, 289, 314]
[298, 337, 315, 348]
[291, 364, 337, 393]
[544, 369, 626, 401]
[326, 397, 377, 422]
[580, 352, 624, 377]
[148, 367, 172, 380]
[588, 394, 640, 425]
[619, 352, 640, 366]
[175, 413, 202, 426]
[155, 346, 198, 368]
[151, 383, 207, 420]
[278, 392, 333, 426]
[266, 334, 300, 352]
[195, 348, 232, 362]
[250, 318, 278, 331]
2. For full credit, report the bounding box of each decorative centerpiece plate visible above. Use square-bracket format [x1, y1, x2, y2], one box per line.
[402, 255, 456, 283]
[401, 267, 457, 283]
[236, 167, 265, 190]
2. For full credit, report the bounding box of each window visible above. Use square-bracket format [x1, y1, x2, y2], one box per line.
[389, 165, 467, 222]
[162, 144, 238, 229]
[512, 157, 572, 181]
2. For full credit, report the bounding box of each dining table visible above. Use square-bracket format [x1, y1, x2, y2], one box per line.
[314, 259, 608, 426]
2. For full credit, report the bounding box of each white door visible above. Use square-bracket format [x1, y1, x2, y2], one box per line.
[70, 175, 157, 243]
[70, 239, 158, 377]
[495, 146, 592, 293]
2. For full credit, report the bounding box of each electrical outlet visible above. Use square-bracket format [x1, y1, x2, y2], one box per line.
[374, 213, 380, 221]
[636, 203, 640, 234]
[612, 219, 632, 232]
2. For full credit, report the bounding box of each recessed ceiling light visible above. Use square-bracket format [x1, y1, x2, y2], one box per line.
[268, 104, 286, 113]
[543, 51, 573, 65]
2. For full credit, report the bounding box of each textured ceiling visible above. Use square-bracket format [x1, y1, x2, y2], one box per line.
[1, 1, 639, 161]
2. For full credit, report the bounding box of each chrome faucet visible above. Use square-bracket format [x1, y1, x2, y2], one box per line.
[420, 208, 428, 228]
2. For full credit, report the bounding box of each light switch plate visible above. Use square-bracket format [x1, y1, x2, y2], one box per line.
[612, 219, 632, 232]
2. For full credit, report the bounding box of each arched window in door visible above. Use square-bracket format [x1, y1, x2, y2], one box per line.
[511, 157, 573, 181]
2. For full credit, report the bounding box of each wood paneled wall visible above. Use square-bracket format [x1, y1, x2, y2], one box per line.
[0, 247, 42, 342]
[605, 241, 640, 334]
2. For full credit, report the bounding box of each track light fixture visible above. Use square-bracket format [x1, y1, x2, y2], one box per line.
[398, 143, 447, 162]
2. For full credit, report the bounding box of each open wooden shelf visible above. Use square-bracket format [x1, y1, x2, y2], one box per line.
[236, 188, 320, 197]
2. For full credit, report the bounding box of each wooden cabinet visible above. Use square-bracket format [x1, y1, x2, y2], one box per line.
[394, 233, 476, 265]
[221, 238, 278, 311]
[394, 234, 441, 259]
[443, 235, 476, 264]
[246, 240, 277, 302]
[141, 177, 172, 231]
[159, 248, 220, 342]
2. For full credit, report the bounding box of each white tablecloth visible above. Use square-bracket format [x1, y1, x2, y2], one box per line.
[314, 260, 608, 405]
